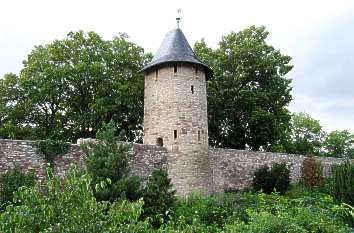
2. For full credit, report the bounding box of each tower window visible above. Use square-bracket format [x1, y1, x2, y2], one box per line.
[155, 69, 158, 81]
[156, 137, 163, 146]
[195, 67, 198, 76]
[191, 85, 194, 94]
[174, 65, 178, 74]
[198, 130, 201, 141]
[174, 130, 178, 140]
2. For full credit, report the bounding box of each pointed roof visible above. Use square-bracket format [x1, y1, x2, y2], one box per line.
[142, 28, 212, 78]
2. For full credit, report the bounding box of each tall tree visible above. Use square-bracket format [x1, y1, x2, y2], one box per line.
[0, 73, 35, 139]
[324, 130, 354, 158]
[284, 112, 325, 156]
[0, 31, 151, 142]
[194, 26, 293, 150]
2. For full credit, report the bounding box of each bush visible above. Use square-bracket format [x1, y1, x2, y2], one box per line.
[0, 166, 154, 232]
[83, 120, 142, 202]
[37, 139, 70, 167]
[253, 163, 290, 194]
[330, 161, 354, 206]
[224, 192, 351, 233]
[0, 166, 36, 208]
[142, 168, 176, 227]
[301, 156, 324, 188]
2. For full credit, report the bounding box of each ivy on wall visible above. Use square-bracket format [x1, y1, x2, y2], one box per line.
[37, 139, 70, 167]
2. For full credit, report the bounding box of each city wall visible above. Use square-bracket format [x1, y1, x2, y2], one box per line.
[0, 139, 347, 192]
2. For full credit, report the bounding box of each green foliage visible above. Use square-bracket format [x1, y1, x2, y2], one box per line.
[253, 163, 290, 194]
[301, 156, 324, 188]
[142, 168, 176, 227]
[0, 166, 154, 232]
[0, 31, 151, 142]
[37, 139, 70, 167]
[281, 112, 326, 156]
[224, 192, 351, 233]
[172, 192, 257, 229]
[83, 120, 142, 202]
[1, 169, 351, 232]
[330, 161, 354, 205]
[194, 26, 293, 150]
[0, 166, 36, 208]
[285, 183, 312, 199]
[324, 130, 354, 158]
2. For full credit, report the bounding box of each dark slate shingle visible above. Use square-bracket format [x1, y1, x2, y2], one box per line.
[142, 28, 212, 78]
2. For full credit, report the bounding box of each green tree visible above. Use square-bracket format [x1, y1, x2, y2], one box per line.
[83, 120, 142, 202]
[284, 112, 325, 156]
[324, 130, 354, 158]
[194, 26, 293, 150]
[142, 168, 176, 227]
[0, 73, 35, 139]
[0, 31, 151, 142]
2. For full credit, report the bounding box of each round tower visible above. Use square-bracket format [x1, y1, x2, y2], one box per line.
[142, 27, 212, 195]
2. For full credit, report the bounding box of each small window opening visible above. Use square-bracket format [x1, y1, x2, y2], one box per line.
[155, 69, 158, 81]
[174, 65, 178, 74]
[195, 67, 198, 76]
[174, 130, 178, 140]
[198, 130, 201, 141]
[191, 85, 194, 94]
[156, 137, 163, 146]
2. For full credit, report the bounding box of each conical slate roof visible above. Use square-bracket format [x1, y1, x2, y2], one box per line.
[142, 28, 212, 78]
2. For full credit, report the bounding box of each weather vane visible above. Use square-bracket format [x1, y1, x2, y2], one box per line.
[176, 9, 181, 28]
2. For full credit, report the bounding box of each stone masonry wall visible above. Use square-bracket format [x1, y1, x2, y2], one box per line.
[0, 139, 349, 193]
[0, 139, 168, 183]
[209, 148, 347, 193]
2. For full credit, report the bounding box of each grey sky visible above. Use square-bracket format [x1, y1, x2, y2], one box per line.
[1, 0, 354, 132]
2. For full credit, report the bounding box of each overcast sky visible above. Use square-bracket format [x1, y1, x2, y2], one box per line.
[1, 0, 354, 133]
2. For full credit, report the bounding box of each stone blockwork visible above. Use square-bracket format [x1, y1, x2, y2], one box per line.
[144, 64, 211, 196]
[0, 139, 168, 183]
[0, 139, 349, 193]
[209, 148, 346, 192]
[0, 140, 47, 180]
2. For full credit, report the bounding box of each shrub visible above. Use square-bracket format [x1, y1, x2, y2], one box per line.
[37, 139, 70, 167]
[253, 163, 290, 194]
[224, 192, 351, 233]
[83, 120, 142, 202]
[301, 156, 324, 188]
[0, 166, 154, 232]
[0, 166, 36, 208]
[330, 161, 354, 206]
[142, 168, 176, 227]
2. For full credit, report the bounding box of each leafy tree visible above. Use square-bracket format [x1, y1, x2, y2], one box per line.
[83, 120, 142, 202]
[0, 73, 36, 139]
[194, 26, 293, 150]
[284, 112, 325, 156]
[324, 130, 354, 158]
[142, 168, 177, 227]
[0, 31, 151, 142]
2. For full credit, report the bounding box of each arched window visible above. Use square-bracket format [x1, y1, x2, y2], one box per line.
[156, 137, 163, 147]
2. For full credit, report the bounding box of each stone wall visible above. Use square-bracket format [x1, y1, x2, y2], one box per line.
[0, 139, 168, 183]
[209, 148, 346, 193]
[144, 64, 211, 195]
[0, 139, 349, 193]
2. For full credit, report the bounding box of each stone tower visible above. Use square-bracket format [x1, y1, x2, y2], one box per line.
[142, 26, 212, 195]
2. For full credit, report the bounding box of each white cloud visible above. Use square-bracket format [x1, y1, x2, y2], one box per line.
[1, 0, 354, 133]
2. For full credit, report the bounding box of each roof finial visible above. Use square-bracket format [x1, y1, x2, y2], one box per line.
[176, 9, 181, 28]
